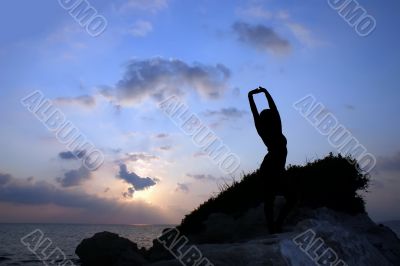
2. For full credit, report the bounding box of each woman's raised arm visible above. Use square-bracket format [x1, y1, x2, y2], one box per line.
[259, 87, 282, 132]
[248, 88, 261, 126]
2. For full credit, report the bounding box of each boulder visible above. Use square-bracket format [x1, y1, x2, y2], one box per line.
[75, 231, 148, 266]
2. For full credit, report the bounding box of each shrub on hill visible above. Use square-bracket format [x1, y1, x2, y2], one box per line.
[178, 153, 370, 234]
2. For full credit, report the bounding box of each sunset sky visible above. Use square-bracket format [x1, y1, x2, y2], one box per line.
[0, 0, 399, 224]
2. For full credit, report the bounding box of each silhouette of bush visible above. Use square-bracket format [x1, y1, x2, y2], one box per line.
[178, 153, 370, 234]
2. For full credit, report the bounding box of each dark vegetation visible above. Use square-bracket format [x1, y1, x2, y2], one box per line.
[178, 153, 370, 234]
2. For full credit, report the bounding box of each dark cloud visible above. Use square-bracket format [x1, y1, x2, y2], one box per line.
[0, 172, 168, 224]
[58, 150, 86, 160]
[344, 104, 355, 111]
[123, 187, 135, 198]
[54, 95, 96, 108]
[57, 167, 91, 187]
[203, 107, 247, 119]
[377, 152, 400, 172]
[187, 173, 217, 182]
[232, 21, 291, 54]
[232, 87, 240, 96]
[101, 58, 231, 106]
[176, 183, 190, 193]
[117, 164, 158, 191]
[0, 173, 12, 185]
[155, 133, 169, 139]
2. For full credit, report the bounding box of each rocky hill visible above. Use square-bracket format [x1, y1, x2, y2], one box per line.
[75, 154, 400, 265]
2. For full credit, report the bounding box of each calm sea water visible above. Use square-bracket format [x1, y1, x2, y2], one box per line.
[0, 223, 172, 265]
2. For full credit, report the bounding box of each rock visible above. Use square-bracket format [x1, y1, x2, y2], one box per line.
[75, 208, 400, 266]
[148, 207, 400, 266]
[75, 231, 148, 266]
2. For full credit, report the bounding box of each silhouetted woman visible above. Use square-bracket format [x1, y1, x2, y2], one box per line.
[248, 87, 293, 233]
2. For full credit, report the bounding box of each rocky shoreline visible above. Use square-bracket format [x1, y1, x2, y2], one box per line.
[75, 206, 400, 266]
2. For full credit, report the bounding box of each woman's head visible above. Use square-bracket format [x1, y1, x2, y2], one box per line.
[260, 109, 279, 134]
[260, 109, 272, 122]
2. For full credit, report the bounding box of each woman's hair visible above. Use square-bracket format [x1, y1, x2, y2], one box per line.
[260, 109, 280, 133]
[260, 109, 272, 121]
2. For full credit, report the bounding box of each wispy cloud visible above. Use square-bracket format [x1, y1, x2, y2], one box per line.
[344, 104, 356, 111]
[286, 22, 321, 48]
[0, 173, 12, 185]
[120, 0, 168, 13]
[237, 6, 288, 21]
[237, 5, 273, 20]
[121, 153, 159, 163]
[187, 173, 217, 182]
[193, 151, 207, 158]
[232, 21, 291, 55]
[377, 152, 400, 172]
[237, 5, 322, 48]
[175, 183, 190, 193]
[155, 133, 169, 139]
[129, 20, 153, 37]
[203, 107, 247, 120]
[54, 95, 96, 108]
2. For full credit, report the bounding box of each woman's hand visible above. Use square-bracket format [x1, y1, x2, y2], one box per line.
[248, 88, 262, 96]
[258, 86, 268, 94]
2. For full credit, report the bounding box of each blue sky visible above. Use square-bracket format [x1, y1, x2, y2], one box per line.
[0, 0, 399, 224]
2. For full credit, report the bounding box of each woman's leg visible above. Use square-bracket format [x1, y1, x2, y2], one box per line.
[264, 192, 276, 233]
[276, 186, 296, 232]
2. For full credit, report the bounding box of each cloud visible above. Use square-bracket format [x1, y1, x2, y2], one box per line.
[58, 150, 86, 160]
[187, 173, 217, 182]
[232, 87, 240, 96]
[193, 151, 207, 158]
[122, 153, 159, 163]
[344, 104, 355, 111]
[123, 186, 135, 198]
[101, 58, 231, 106]
[54, 95, 96, 108]
[0, 173, 12, 185]
[57, 167, 91, 187]
[129, 20, 153, 37]
[237, 5, 273, 20]
[155, 133, 169, 139]
[159, 146, 172, 151]
[236, 6, 321, 48]
[0, 172, 168, 224]
[175, 183, 190, 193]
[237, 5, 289, 21]
[286, 22, 321, 48]
[203, 107, 247, 119]
[377, 152, 400, 172]
[120, 0, 168, 13]
[232, 22, 291, 55]
[117, 164, 158, 191]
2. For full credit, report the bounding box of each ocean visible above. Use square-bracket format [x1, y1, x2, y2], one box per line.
[0, 223, 171, 265]
[0, 222, 399, 265]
